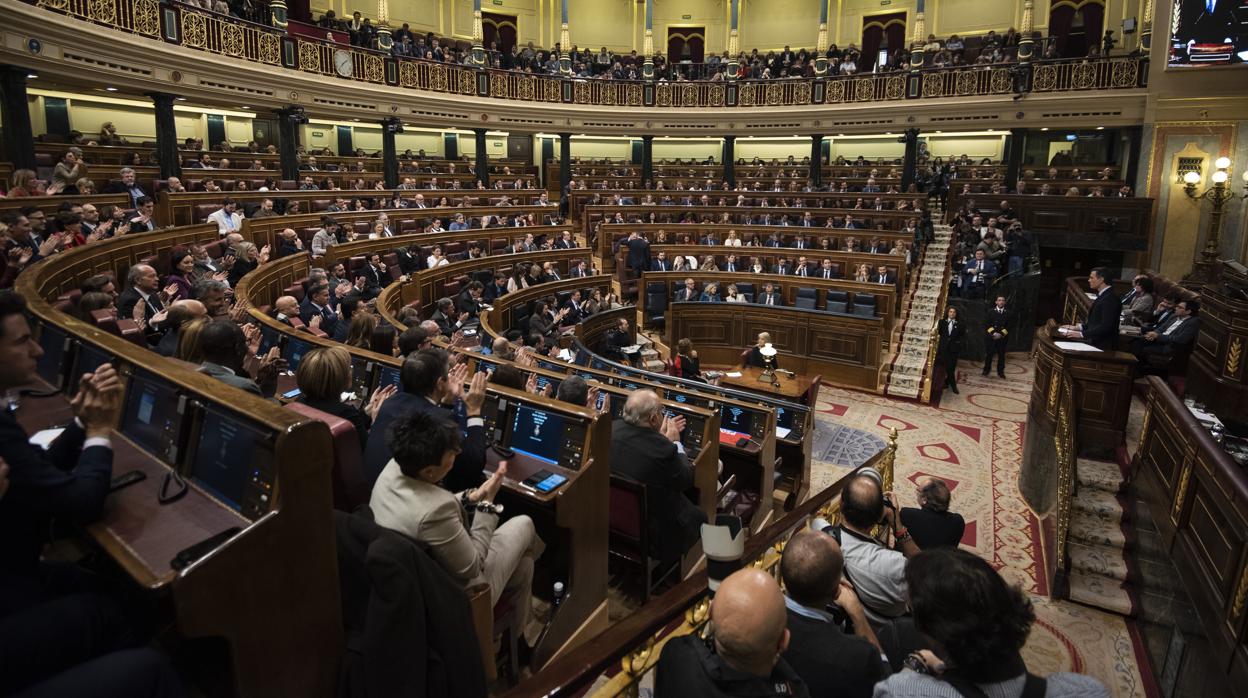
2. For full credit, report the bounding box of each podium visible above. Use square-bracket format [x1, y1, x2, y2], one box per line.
[1020, 321, 1137, 515]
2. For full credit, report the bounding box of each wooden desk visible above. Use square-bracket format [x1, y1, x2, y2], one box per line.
[719, 367, 815, 402]
[482, 397, 610, 670]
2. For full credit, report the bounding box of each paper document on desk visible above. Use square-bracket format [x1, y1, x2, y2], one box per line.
[776, 426, 792, 439]
[1054, 341, 1102, 352]
[725, 371, 743, 378]
[29, 427, 65, 450]
[557, 348, 574, 362]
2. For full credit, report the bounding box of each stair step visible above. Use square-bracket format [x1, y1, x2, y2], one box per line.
[1071, 489, 1129, 523]
[1069, 541, 1131, 582]
[1077, 458, 1126, 494]
[1067, 571, 1136, 616]
[1069, 509, 1128, 549]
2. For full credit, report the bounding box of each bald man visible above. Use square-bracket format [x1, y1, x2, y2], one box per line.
[780, 530, 889, 697]
[272, 296, 300, 324]
[154, 299, 206, 357]
[610, 390, 705, 569]
[655, 568, 809, 697]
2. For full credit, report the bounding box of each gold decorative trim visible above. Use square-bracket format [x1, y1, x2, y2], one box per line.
[1232, 563, 1248, 618]
[1171, 462, 1191, 521]
[1227, 337, 1242, 376]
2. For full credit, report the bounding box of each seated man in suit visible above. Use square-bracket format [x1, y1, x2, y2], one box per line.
[757, 283, 783, 307]
[899, 477, 966, 549]
[609, 391, 706, 570]
[651, 251, 672, 272]
[483, 273, 509, 303]
[371, 410, 545, 660]
[197, 319, 284, 398]
[817, 258, 840, 280]
[779, 530, 889, 698]
[1131, 300, 1199, 361]
[116, 263, 169, 343]
[431, 298, 469, 337]
[456, 281, 486, 319]
[363, 348, 487, 492]
[873, 264, 895, 286]
[675, 278, 701, 303]
[299, 283, 341, 337]
[355, 253, 388, 300]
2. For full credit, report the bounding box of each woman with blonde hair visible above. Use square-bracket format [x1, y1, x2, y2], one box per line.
[6, 169, 43, 197]
[854, 263, 871, 283]
[744, 331, 780, 368]
[175, 317, 209, 364]
[724, 283, 747, 303]
[724, 229, 742, 247]
[227, 241, 270, 287]
[344, 311, 378, 349]
[296, 345, 395, 450]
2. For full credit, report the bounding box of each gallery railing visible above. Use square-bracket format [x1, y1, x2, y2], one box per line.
[32, 0, 1149, 108]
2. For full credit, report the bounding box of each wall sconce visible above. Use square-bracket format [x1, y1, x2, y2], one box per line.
[1183, 155, 1248, 286]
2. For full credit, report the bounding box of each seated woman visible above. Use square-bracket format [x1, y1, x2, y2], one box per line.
[296, 346, 393, 451]
[670, 337, 703, 381]
[165, 248, 196, 303]
[1125, 276, 1156, 325]
[699, 282, 721, 302]
[226, 242, 268, 288]
[744, 331, 780, 369]
[723, 284, 747, 303]
[854, 262, 871, 283]
[371, 411, 545, 656]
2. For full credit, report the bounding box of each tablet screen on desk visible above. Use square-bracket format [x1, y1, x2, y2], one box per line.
[509, 404, 564, 465]
[36, 324, 69, 388]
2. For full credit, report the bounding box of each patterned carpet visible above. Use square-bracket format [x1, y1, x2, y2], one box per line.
[809, 354, 1152, 698]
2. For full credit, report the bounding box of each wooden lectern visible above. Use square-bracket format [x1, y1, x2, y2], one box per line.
[1020, 320, 1137, 515]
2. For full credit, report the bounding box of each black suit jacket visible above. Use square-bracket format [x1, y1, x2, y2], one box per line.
[1083, 287, 1121, 351]
[334, 508, 488, 698]
[784, 609, 889, 698]
[609, 421, 706, 566]
[363, 393, 484, 493]
[1148, 315, 1199, 350]
[937, 318, 965, 354]
[625, 237, 651, 271]
[900, 507, 966, 549]
[0, 416, 112, 585]
[300, 298, 340, 337]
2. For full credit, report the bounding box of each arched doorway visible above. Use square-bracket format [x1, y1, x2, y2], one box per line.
[861, 12, 907, 71]
[481, 11, 518, 54]
[667, 28, 705, 65]
[1048, 0, 1105, 58]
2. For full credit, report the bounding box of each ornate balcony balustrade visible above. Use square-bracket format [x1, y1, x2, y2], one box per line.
[32, 0, 1149, 109]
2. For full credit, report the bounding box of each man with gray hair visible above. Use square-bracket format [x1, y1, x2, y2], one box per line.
[192, 278, 228, 318]
[103, 166, 148, 207]
[610, 390, 705, 568]
[899, 476, 965, 549]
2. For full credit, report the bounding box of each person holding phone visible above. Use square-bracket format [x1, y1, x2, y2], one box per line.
[371, 411, 545, 662]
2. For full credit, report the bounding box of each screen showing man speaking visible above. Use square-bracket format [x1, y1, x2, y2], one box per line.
[1169, 0, 1248, 66]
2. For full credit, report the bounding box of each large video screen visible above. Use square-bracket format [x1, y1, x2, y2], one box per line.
[1168, 0, 1248, 66]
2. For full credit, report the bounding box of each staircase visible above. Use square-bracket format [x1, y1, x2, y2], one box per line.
[635, 332, 667, 372]
[882, 223, 954, 399]
[1065, 457, 1137, 615]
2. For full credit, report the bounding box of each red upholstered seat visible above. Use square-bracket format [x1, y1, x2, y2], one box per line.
[283, 402, 370, 511]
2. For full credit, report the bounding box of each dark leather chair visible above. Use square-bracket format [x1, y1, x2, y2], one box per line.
[609, 475, 679, 602]
[851, 293, 876, 317]
[826, 290, 850, 314]
[794, 287, 818, 309]
[285, 402, 369, 511]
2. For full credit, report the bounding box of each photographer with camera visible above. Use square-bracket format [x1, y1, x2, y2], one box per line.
[818, 472, 920, 627]
[780, 530, 890, 697]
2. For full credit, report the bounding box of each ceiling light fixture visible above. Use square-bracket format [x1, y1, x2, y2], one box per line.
[105, 87, 118, 92]
[26, 73, 37, 79]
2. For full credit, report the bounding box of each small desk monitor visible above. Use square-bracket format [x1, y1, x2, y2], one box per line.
[509, 404, 565, 465]
[284, 337, 312, 372]
[67, 342, 113, 395]
[121, 370, 188, 464]
[188, 405, 275, 519]
[721, 404, 755, 434]
[257, 323, 281, 357]
[350, 357, 372, 396]
[36, 323, 70, 388]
